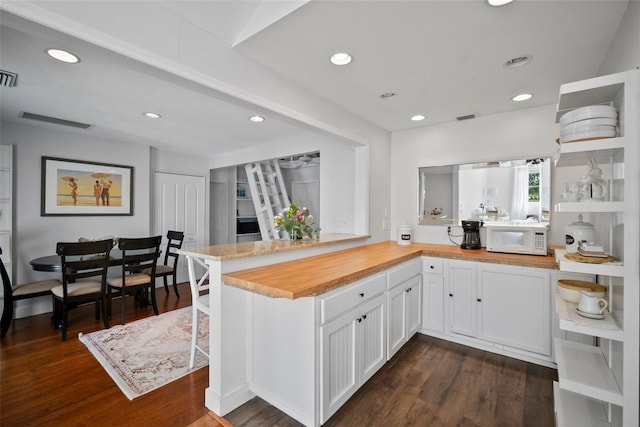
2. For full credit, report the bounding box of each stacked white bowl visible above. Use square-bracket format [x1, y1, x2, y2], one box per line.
[559, 105, 618, 143]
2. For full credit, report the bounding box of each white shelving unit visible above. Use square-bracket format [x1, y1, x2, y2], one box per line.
[554, 382, 612, 427]
[235, 167, 261, 243]
[553, 136, 624, 167]
[555, 249, 623, 277]
[552, 70, 638, 427]
[554, 294, 623, 342]
[554, 201, 625, 214]
[555, 339, 623, 406]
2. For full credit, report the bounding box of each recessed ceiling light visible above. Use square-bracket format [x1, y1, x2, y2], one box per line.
[487, 0, 515, 6]
[512, 93, 533, 102]
[249, 115, 265, 122]
[380, 92, 397, 99]
[504, 55, 532, 68]
[143, 112, 161, 119]
[46, 48, 80, 63]
[411, 115, 426, 121]
[330, 52, 353, 66]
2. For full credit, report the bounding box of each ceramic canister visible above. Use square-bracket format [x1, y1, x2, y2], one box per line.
[565, 214, 595, 253]
[397, 225, 412, 245]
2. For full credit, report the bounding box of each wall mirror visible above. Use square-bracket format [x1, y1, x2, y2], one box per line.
[418, 158, 550, 225]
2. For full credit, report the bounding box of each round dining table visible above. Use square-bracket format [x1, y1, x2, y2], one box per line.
[30, 249, 126, 272]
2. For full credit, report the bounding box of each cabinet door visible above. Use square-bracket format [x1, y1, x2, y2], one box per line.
[478, 266, 551, 355]
[448, 262, 477, 337]
[387, 283, 407, 358]
[405, 275, 422, 338]
[321, 294, 386, 423]
[360, 294, 386, 383]
[321, 311, 358, 422]
[422, 274, 444, 333]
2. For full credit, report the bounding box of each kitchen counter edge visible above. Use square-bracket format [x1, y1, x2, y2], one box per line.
[221, 241, 558, 299]
[177, 233, 370, 261]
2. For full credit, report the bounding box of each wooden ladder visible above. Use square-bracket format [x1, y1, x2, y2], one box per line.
[244, 159, 290, 240]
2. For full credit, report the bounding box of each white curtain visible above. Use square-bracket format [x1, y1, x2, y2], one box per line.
[511, 166, 529, 220]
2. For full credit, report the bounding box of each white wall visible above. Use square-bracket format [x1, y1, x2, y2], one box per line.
[2, 122, 150, 283]
[599, 0, 640, 76]
[1, 121, 210, 318]
[389, 1, 639, 248]
[390, 104, 560, 245]
[206, 131, 390, 240]
[5, 2, 393, 244]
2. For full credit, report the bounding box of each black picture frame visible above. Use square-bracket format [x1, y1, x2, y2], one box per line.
[41, 156, 134, 216]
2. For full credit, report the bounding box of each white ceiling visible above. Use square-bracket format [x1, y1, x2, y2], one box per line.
[0, 1, 630, 157]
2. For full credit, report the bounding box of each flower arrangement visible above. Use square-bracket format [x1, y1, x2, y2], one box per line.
[274, 203, 320, 240]
[429, 207, 443, 216]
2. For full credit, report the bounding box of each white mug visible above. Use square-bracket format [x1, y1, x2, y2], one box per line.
[578, 291, 608, 315]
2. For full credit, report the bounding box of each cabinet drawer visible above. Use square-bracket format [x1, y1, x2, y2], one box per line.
[320, 274, 386, 324]
[422, 257, 443, 275]
[387, 258, 421, 289]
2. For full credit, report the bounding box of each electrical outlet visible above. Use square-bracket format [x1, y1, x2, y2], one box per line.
[338, 217, 347, 226]
[447, 226, 452, 234]
[382, 220, 390, 230]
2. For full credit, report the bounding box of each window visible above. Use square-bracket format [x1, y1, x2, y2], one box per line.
[528, 171, 540, 201]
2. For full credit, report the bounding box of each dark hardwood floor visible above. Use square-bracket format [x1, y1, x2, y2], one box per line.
[1, 282, 557, 426]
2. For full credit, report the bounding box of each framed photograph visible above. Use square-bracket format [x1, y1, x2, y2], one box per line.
[41, 157, 133, 216]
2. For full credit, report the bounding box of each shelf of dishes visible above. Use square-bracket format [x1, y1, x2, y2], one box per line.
[555, 73, 625, 122]
[555, 249, 623, 277]
[555, 338, 623, 407]
[553, 382, 613, 427]
[555, 294, 623, 341]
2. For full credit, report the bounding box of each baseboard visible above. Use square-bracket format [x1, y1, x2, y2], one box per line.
[418, 330, 557, 369]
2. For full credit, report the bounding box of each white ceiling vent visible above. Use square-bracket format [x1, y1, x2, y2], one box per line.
[0, 70, 18, 87]
[19, 112, 94, 130]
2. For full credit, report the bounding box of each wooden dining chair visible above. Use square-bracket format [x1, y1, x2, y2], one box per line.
[142, 230, 184, 298]
[52, 239, 113, 341]
[1, 247, 62, 338]
[107, 236, 162, 325]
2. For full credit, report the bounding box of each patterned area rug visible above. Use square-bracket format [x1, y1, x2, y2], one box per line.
[79, 306, 209, 399]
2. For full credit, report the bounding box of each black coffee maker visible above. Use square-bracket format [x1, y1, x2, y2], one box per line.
[461, 220, 481, 249]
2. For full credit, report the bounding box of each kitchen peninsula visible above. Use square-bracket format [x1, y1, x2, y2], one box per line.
[179, 236, 559, 426]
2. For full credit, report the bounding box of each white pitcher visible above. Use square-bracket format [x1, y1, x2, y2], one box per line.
[578, 291, 608, 315]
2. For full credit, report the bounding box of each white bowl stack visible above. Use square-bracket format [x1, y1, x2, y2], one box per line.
[559, 105, 618, 143]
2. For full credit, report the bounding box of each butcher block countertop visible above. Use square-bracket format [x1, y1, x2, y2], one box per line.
[222, 241, 559, 299]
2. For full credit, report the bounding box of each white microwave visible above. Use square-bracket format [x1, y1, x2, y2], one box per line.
[485, 223, 548, 256]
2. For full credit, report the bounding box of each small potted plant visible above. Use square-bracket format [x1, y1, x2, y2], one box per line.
[274, 203, 320, 241]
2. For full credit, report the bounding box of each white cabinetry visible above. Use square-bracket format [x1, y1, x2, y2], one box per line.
[320, 274, 386, 423]
[448, 261, 477, 337]
[552, 70, 638, 427]
[477, 264, 551, 356]
[387, 258, 422, 358]
[422, 256, 554, 366]
[422, 257, 444, 333]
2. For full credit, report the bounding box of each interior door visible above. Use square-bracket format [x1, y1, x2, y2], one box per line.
[153, 172, 206, 282]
